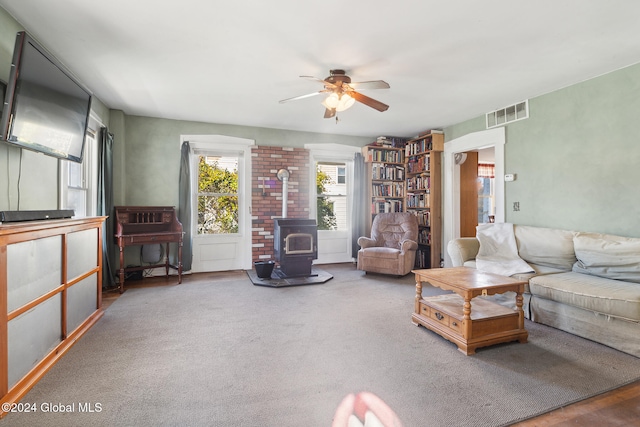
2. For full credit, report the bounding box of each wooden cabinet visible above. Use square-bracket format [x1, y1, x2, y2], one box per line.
[362, 145, 406, 230]
[0, 217, 106, 417]
[405, 133, 444, 268]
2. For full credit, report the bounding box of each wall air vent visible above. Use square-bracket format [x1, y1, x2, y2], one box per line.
[486, 100, 529, 128]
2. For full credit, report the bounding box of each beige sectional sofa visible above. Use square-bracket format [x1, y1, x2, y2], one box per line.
[447, 225, 640, 358]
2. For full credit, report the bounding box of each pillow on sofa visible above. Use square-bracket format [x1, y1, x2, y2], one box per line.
[514, 225, 576, 270]
[572, 232, 640, 283]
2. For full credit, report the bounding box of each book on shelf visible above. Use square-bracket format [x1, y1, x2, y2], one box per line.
[418, 229, 431, 245]
[366, 147, 404, 163]
[372, 182, 404, 197]
[407, 175, 431, 191]
[372, 164, 405, 181]
[409, 210, 431, 227]
[376, 136, 409, 148]
[405, 137, 435, 156]
[407, 193, 430, 209]
[371, 198, 403, 214]
[418, 129, 444, 137]
[414, 247, 432, 268]
[406, 154, 431, 173]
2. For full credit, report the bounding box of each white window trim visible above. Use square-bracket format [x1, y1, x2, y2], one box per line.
[305, 143, 361, 221]
[180, 134, 254, 235]
[59, 129, 98, 217]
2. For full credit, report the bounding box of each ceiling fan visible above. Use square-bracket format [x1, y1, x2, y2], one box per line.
[279, 69, 390, 119]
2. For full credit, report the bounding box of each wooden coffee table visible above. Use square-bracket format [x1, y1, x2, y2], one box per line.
[411, 267, 528, 355]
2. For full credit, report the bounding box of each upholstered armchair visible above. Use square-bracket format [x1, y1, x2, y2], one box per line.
[357, 212, 419, 276]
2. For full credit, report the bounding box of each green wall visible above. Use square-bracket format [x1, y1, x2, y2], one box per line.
[115, 114, 371, 206]
[0, 7, 110, 212]
[444, 62, 640, 237]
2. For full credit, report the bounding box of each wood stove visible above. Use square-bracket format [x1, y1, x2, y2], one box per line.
[273, 218, 317, 278]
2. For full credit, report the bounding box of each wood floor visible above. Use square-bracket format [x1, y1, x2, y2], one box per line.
[103, 275, 640, 426]
[513, 380, 640, 426]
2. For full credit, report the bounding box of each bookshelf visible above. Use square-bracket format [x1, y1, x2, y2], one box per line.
[405, 132, 444, 269]
[362, 145, 406, 231]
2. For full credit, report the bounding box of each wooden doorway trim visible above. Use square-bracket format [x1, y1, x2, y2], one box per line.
[459, 151, 479, 237]
[443, 128, 505, 266]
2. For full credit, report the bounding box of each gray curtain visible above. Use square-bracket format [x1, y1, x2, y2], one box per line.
[179, 141, 193, 271]
[351, 152, 368, 257]
[98, 127, 116, 289]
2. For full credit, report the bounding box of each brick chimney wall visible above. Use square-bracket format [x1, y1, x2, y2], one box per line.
[251, 146, 311, 262]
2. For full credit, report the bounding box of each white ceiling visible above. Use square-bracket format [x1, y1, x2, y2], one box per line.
[2, 0, 640, 139]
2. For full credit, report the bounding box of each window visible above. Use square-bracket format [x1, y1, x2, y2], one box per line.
[60, 131, 96, 217]
[477, 162, 495, 224]
[316, 162, 347, 230]
[196, 154, 239, 234]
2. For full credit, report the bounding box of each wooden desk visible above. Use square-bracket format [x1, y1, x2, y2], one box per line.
[411, 267, 528, 355]
[114, 206, 183, 293]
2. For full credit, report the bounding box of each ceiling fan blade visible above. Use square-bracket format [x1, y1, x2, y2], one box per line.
[349, 91, 389, 112]
[324, 108, 336, 119]
[300, 75, 339, 90]
[279, 90, 327, 103]
[348, 80, 390, 90]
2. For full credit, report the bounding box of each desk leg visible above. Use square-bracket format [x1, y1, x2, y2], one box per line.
[165, 243, 170, 278]
[177, 239, 183, 284]
[118, 245, 125, 294]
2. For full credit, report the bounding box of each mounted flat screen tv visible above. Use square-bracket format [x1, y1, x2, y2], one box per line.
[0, 80, 6, 121]
[1, 31, 92, 163]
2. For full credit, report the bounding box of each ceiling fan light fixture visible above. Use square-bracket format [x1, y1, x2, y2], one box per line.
[336, 93, 355, 112]
[321, 92, 340, 109]
[321, 92, 355, 112]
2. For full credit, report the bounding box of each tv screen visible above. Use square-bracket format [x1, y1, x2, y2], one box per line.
[0, 80, 6, 121]
[1, 31, 92, 163]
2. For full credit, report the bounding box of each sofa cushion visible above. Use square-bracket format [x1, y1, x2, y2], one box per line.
[514, 225, 576, 270]
[572, 232, 640, 283]
[519, 263, 568, 278]
[463, 260, 477, 269]
[462, 262, 565, 293]
[360, 247, 400, 260]
[529, 272, 640, 321]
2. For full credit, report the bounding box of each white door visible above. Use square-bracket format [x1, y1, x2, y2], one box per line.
[184, 136, 253, 272]
[307, 143, 361, 264]
[315, 161, 351, 263]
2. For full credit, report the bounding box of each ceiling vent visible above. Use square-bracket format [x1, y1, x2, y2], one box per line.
[486, 100, 528, 128]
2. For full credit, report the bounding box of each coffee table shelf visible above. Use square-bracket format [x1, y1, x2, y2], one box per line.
[412, 267, 528, 355]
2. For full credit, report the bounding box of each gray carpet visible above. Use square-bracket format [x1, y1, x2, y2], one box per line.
[4, 264, 640, 427]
